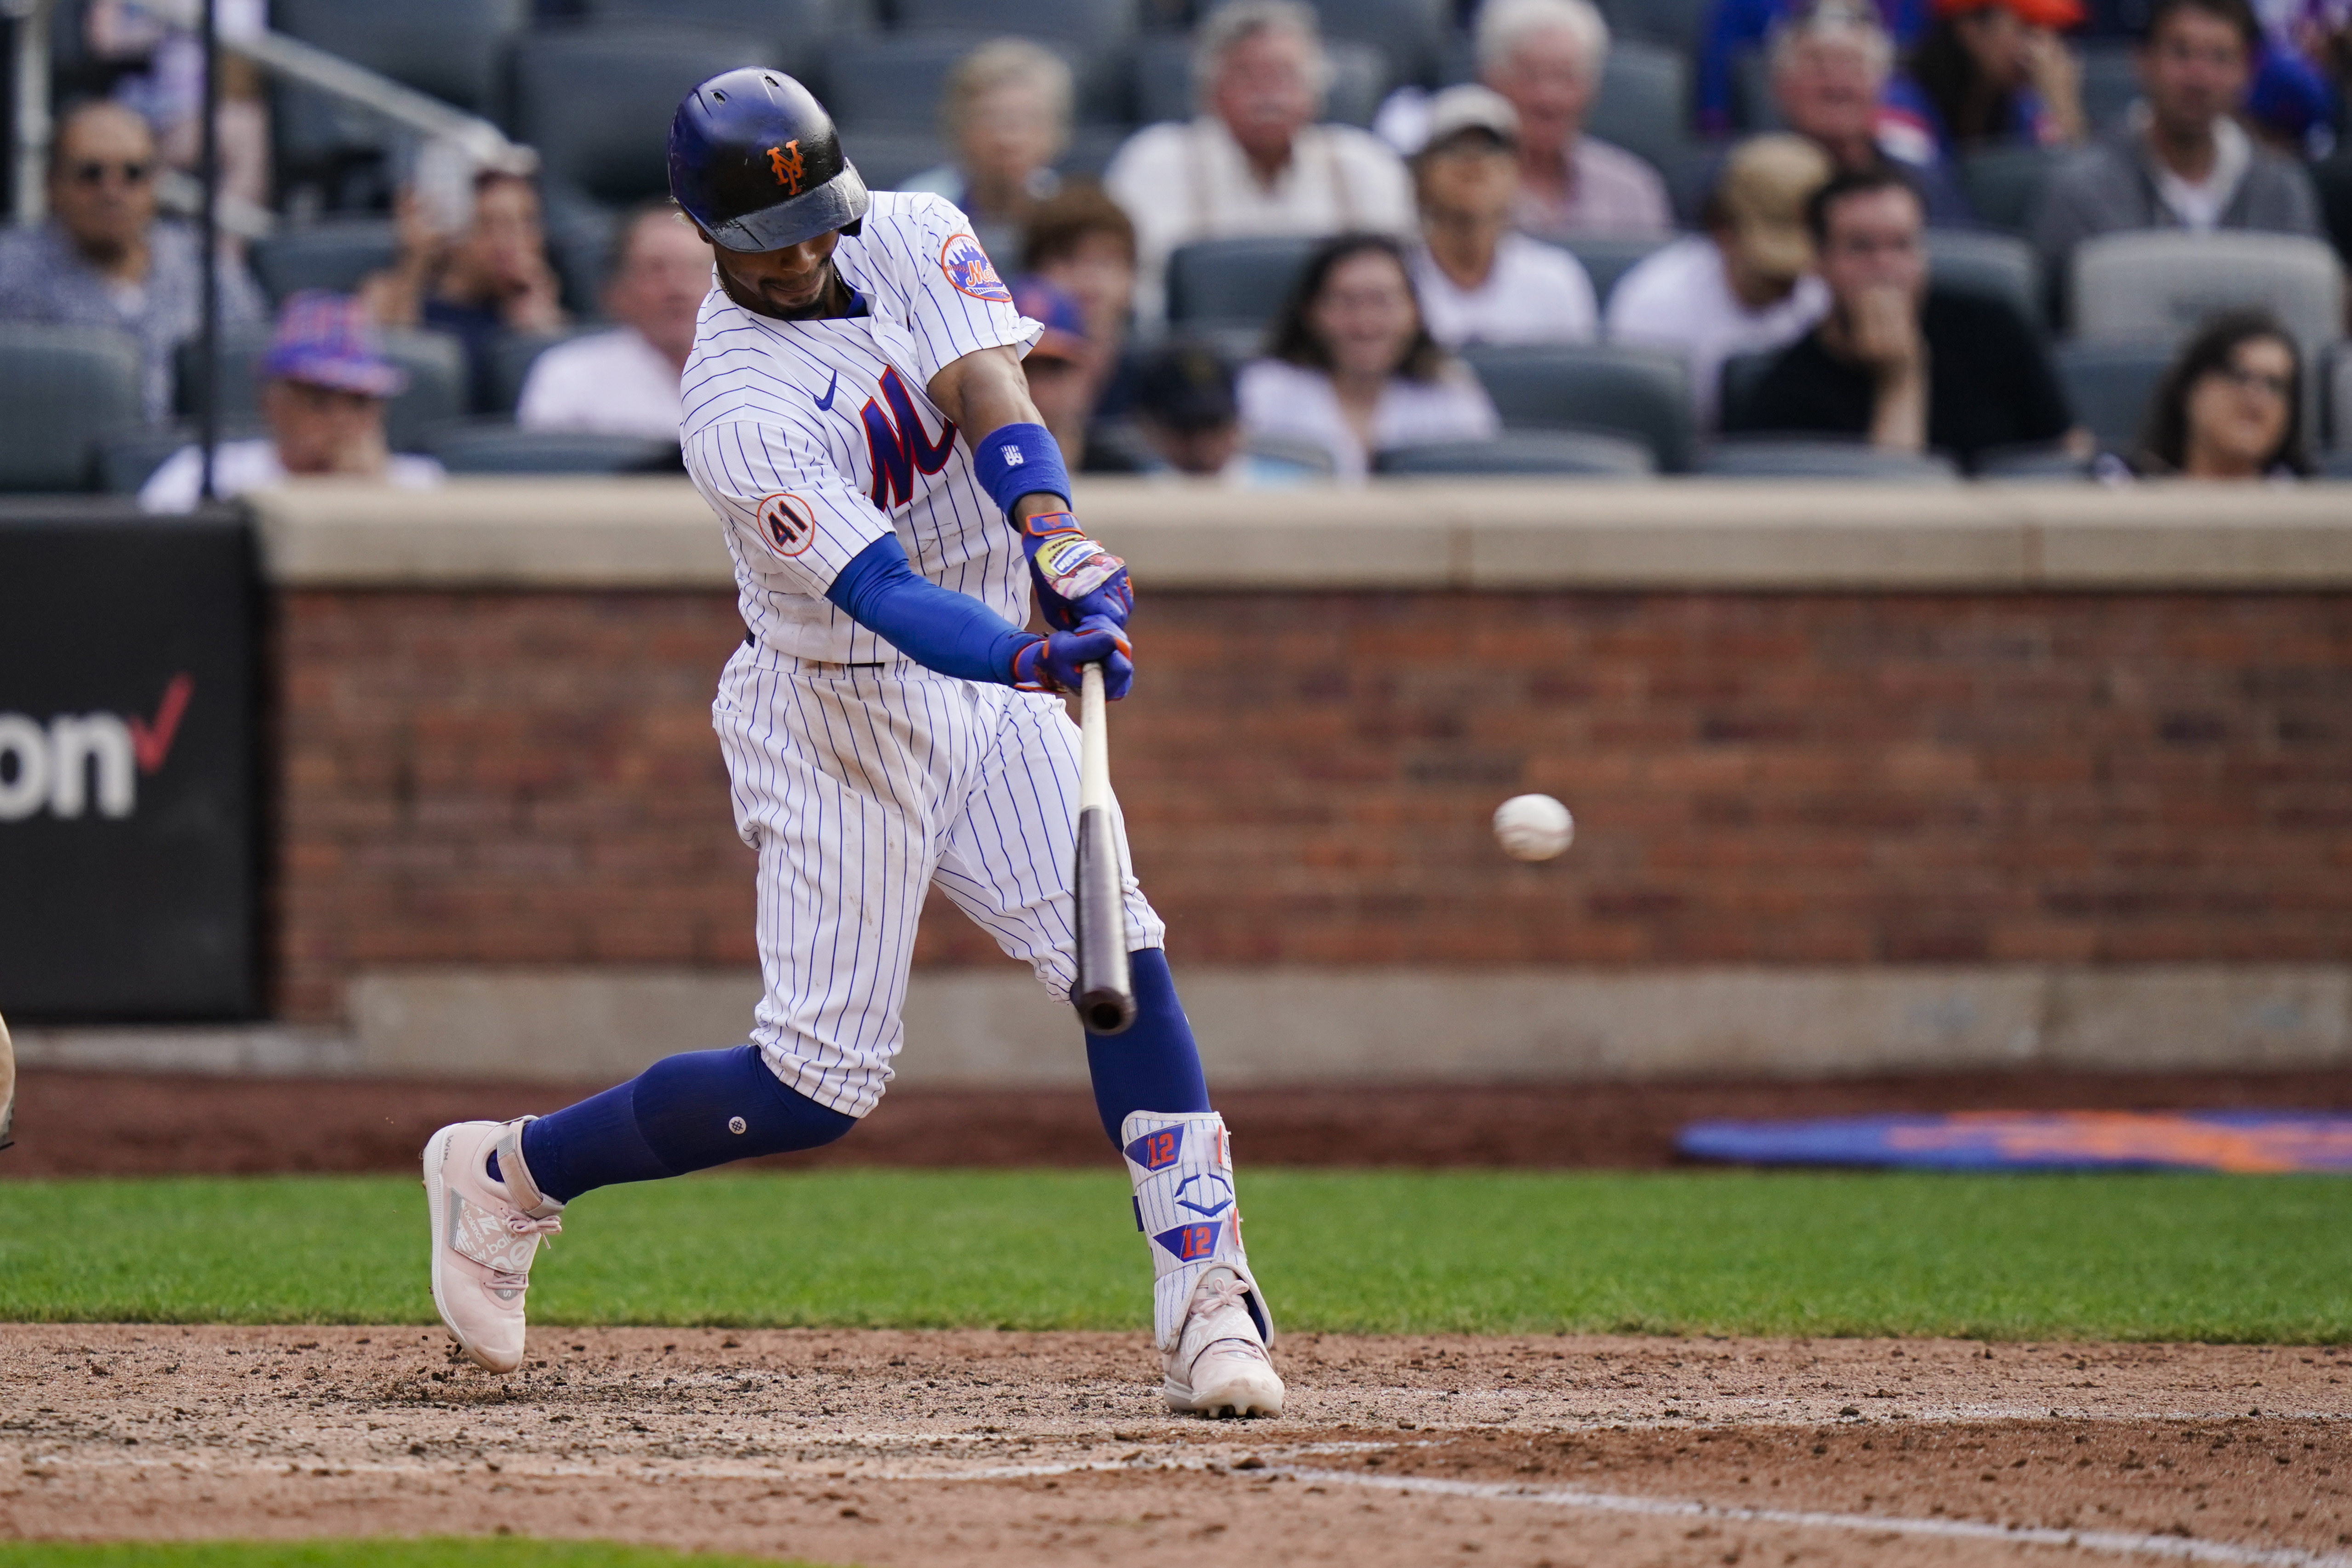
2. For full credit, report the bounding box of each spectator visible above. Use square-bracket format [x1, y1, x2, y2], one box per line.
[1008, 276, 1125, 470]
[904, 40, 1074, 266]
[138, 292, 443, 512]
[1728, 166, 2077, 464]
[1236, 233, 1499, 480]
[1882, 0, 2088, 159]
[1606, 135, 1835, 429]
[1476, 0, 1673, 240]
[1701, 0, 1932, 135]
[1022, 183, 1142, 417]
[1407, 86, 1598, 347]
[2032, 0, 2325, 272]
[517, 204, 710, 440]
[360, 169, 568, 410]
[86, 0, 271, 216]
[1129, 340, 1248, 477]
[2127, 306, 2312, 476]
[0, 100, 264, 421]
[1105, 0, 1413, 320]
[1769, 2, 1978, 225]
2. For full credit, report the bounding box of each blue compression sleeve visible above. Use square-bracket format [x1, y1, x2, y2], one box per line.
[971, 421, 1071, 517]
[1082, 948, 1212, 1145]
[825, 533, 1038, 683]
[516, 1044, 856, 1203]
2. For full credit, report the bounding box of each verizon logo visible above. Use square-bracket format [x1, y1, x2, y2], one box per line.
[0, 673, 193, 821]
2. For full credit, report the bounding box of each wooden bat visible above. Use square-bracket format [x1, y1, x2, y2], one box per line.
[1071, 663, 1136, 1035]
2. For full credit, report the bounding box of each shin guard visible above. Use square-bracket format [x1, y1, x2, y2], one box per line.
[1120, 1109, 1273, 1352]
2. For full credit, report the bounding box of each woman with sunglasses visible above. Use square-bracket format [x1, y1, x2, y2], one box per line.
[2130, 308, 2313, 480]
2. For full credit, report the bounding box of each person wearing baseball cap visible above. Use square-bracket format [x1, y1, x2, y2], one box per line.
[1604, 135, 1835, 430]
[139, 290, 445, 512]
[1879, 0, 2087, 163]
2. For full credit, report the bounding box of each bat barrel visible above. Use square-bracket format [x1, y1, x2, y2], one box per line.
[1071, 664, 1135, 1034]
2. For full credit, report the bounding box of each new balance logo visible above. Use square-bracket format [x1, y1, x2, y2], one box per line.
[860, 366, 957, 511]
[0, 672, 192, 822]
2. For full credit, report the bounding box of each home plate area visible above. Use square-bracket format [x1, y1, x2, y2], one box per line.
[6, 1327, 2350, 1567]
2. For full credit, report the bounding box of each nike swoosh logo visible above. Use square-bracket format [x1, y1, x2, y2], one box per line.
[814, 369, 838, 412]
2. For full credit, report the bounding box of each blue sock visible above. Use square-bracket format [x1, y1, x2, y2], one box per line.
[1084, 948, 1212, 1145]
[513, 1044, 857, 1203]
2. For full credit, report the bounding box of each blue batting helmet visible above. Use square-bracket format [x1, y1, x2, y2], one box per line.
[668, 68, 870, 253]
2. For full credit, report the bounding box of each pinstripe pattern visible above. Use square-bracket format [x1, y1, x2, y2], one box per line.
[1120, 1110, 1272, 1351]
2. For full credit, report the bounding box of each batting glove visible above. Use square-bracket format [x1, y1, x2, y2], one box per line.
[1010, 614, 1133, 699]
[1022, 510, 1133, 632]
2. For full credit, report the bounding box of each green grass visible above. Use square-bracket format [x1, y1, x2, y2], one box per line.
[0, 1169, 2344, 1342]
[0, 1544, 827, 1568]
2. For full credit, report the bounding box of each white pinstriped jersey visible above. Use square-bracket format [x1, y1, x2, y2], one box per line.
[680, 189, 1042, 664]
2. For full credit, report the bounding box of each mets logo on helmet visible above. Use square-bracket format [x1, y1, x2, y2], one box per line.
[939, 233, 1012, 302]
[767, 140, 804, 195]
[754, 492, 817, 558]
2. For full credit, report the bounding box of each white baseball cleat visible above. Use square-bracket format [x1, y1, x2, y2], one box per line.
[1163, 1265, 1284, 1418]
[0, 1007, 15, 1151]
[422, 1119, 562, 1373]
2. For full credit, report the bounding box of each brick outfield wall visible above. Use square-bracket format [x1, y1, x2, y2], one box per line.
[272, 588, 2352, 1023]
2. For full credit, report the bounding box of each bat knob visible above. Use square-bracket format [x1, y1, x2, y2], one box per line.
[1076, 987, 1136, 1036]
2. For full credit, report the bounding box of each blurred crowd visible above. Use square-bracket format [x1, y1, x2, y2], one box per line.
[0, 0, 2346, 498]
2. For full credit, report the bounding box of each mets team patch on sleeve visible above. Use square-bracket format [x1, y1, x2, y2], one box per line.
[939, 233, 1012, 302]
[754, 492, 818, 559]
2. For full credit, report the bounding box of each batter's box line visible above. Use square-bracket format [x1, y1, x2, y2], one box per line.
[1271, 1468, 2352, 1568]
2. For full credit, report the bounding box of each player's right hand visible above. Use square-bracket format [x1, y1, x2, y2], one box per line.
[1010, 615, 1133, 699]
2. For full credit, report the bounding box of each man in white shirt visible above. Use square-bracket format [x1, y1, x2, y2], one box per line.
[1408, 86, 1597, 347]
[1606, 134, 1835, 430]
[1104, 0, 1413, 321]
[140, 290, 442, 512]
[1477, 0, 1673, 240]
[515, 203, 712, 439]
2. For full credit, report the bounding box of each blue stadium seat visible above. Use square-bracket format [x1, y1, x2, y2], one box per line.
[272, 0, 527, 190]
[96, 423, 261, 496]
[2052, 340, 2170, 452]
[515, 26, 779, 207]
[175, 326, 466, 455]
[1461, 342, 1694, 471]
[249, 220, 399, 305]
[1603, 0, 1714, 53]
[1165, 235, 1316, 338]
[484, 326, 608, 417]
[0, 326, 143, 492]
[1585, 40, 1688, 176]
[1697, 438, 1961, 481]
[1716, 348, 1778, 432]
[2329, 342, 2352, 452]
[1305, 0, 1445, 87]
[1924, 230, 2044, 334]
[1957, 146, 2056, 237]
[2077, 42, 2140, 132]
[583, 0, 840, 79]
[2070, 231, 2346, 350]
[2322, 447, 2352, 480]
[1131, 34, 1388, 126]
[1974, 443, 2094, 480]
[1375, 429, 1657, 475]
[890, 0, 1140, 49]
[421, 421, 680, 474]
[839, 128, 949, 191]
[1558, 234, 1669, 309]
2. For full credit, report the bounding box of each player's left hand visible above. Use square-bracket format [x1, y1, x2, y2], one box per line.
[1021, 511, 1133, 632]
[1011, 614, 1133, 699]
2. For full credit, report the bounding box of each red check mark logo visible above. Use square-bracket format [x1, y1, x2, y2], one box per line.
[130, 672, 193, 774]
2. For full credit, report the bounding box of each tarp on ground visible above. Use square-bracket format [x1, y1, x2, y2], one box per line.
[1676, 1110, 2352, 1173]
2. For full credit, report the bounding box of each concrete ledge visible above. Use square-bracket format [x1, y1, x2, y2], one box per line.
[320, 963, 2352, 1085]
[248, 477, 2352, 592]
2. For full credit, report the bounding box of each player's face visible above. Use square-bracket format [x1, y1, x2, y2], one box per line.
[712, 229, 842, 317]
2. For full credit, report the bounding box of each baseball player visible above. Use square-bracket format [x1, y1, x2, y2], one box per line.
[421, 69, 1281, 1419]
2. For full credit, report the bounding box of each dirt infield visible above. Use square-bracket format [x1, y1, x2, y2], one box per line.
[12, 1065, 2352, 1175]
[5, 1326, 2347, 1566]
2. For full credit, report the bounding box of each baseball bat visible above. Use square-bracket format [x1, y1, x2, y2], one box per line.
[1071, 662, 1136, 1035]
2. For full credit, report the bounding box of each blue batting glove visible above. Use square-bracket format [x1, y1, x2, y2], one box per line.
[1021, 510, 1133, 632]
[1009, 614, 1133, 699]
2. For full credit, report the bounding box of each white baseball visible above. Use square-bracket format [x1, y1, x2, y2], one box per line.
[1492, 793, 1574, 862]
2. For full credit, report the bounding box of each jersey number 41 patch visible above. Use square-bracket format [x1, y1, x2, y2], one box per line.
[939, 233, 1012, 302]
[755, 492, 818, 558]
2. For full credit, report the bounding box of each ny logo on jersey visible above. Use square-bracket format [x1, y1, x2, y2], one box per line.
[767, 140, 804, 194]
[860, 366, 957, 511]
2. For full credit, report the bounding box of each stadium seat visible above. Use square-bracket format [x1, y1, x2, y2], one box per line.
[1165, 235, 1316, 338]
[175, 326, 466, 455]
[825, 32, 1125, 131]
[1461, 342, 1694, 471]
[2331, 342, 2352, 451]
[249, 220, 400, 305]
[420, 421, 680, 474]
[1131, 34, 1388, 127]
[272, 0, 527, 191]
[1974, 442, 2094, 480]
[483, 326, 608, 417]
[1559, 235, 1669, 310]
[1305, 0, 1445, 88]
[1375, 429, 1657, 475]
[1924, 229, 2044, 333]
[840, 129, 950, 191]
[2050, 340, 2169, 451]
[2070, 231, 2346, 350]
[1731, 48, 1782, 133]
[2076, 42, 2140, 132]
[515, 27, 780, 208]
[1585, 41, 1688, 176]
[0, 326, 143, 492]
[890, 0, 1140, 50]
[2323, 447, 2352, 479]
[1716, 349, 1779, 432]
[96, 424, 238, 496]
[583, 0, 840, 78]
[1957, 146, 2055, 237]
[1602, 0, 1714, 53]
[1696, 437, 1961, 481]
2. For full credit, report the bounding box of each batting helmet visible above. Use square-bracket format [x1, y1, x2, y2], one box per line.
[668, 68, 870, 253]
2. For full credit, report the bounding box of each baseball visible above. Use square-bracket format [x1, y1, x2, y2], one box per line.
[1493, 793, 1574, 862]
